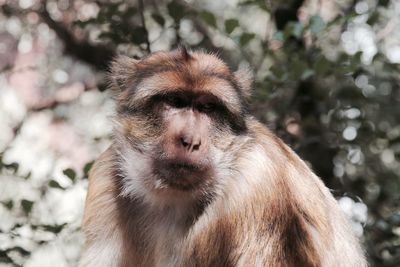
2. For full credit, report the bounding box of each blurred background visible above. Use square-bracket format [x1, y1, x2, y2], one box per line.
[0, 0, 399, 266]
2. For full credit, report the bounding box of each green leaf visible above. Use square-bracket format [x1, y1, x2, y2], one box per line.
[239, 0, 256, 6]
[21, 199, 34, 214]
[351, 51, 363, 66]
[123, 7, 137, 19]
[309, 15, 326, 34]
[24, 171, 32, 180]
[48, 180, 65, 190]
[73, 18, 97, 28]
[63, 168, 76, 182]
[200, 11, 217, 28]
[167, 1, 185, 22]
[270, 65, 287, 80]
[239, 0, 269, 11]
[5, 162, 19, 173]
[286, 22, 304, 38]
[367, 11, 379, 25]
[130, 26, 147, 45]
[240, 33, 255, 46]
[377, 0, 390, 7]
[40, 223, 67, 234]
[301, 69, 315, 80]
[290, 59, 308, 79]
[1, 200, 13, 210]
[225, 19, 239, 34]
[83, 161, 94, 178]
[272, 31, 284, 41]
[98, 32, 118, 41]
[0, 250, 13, 263]
[4, 246, 30, 256]
[152, 14, 165, 26]
[314, 56, 331, 75]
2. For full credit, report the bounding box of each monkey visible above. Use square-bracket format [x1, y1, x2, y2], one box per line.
[79, 48, 367, 267]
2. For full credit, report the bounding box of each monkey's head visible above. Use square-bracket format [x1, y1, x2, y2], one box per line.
[111, 49, 253, 205]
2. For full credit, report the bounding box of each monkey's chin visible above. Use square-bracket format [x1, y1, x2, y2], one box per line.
[152, 160, 211, 191]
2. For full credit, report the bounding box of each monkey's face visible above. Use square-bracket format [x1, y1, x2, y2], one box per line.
[112, 49, 252, 202]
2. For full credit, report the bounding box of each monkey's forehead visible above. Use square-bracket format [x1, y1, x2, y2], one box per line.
[138, 50, 231, 76]
[128, 50, 243, 108]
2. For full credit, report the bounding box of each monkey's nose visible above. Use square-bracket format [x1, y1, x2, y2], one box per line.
[179, 136, 201, 152]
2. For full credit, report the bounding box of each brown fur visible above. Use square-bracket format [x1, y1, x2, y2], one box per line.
[80, 49, 367, 267]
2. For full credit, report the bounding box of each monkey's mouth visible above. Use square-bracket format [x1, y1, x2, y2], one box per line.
[168, 162, 202, 172]
[152, 160, 210, 191]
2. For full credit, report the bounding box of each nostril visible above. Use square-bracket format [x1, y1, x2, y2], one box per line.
[192, 142, 201, 151]
[179, 135, 201, 151]
[180, 137, 190, 148]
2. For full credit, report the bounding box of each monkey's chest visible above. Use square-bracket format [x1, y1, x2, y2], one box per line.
[152, 224, 187, 267]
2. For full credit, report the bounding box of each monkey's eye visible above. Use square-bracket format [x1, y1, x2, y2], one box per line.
[197, 102, 217, 113]
[165, 95, 188, 108]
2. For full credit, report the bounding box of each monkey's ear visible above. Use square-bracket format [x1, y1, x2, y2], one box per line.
[109, 56, 139, 91]
[234, 65, 253, 99]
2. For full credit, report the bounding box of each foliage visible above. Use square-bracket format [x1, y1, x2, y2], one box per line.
[0, 0, 399, 266]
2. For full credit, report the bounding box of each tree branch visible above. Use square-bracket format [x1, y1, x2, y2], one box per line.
[37, 4, 115, 71]
[138, 0, 151, 53]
